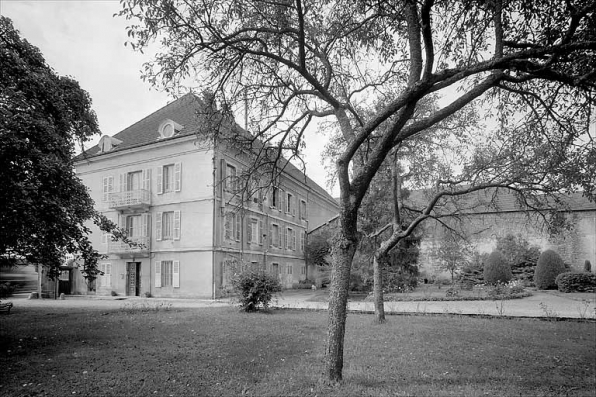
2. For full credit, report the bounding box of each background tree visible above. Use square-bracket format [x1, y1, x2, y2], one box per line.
[118, 0, 596, 381]
[0, 17, 127, 282]
[434, 233, 472, 284]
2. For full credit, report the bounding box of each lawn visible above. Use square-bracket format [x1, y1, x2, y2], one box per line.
[1, 304, 594, 396]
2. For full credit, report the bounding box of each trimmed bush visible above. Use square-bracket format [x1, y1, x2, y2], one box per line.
[534, 250, 566, 290]
[555, 272, 596, 293]
[584, 260, 592, 273]
[231, 269, 282, 312]
[483, 251, 513, 285]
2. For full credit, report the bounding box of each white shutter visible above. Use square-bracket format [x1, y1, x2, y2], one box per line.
[235, 214, 241, 241]
[247, 218, 253, 243]
[141, 213, 151, 238]
[269, 224, 273, 247]
[157, 166, 163, 194]
[278, 226, 282, 248]
[142, 168, 151, 192]
[155, 261, 162, 288]
[119, 173, 126, 192]
[258, 219, 264, 245]
[173, 210, 181, 240]
[173, 260, 180, 288]
[106, 264, 112, 287]
[156, 212, 163, 241]
[291, 195, 296, 216]
[224, 213, 231, 240]
[292, 229, 297, 251]
[284, 228, 288, 249]
[174, 162, 182, 192]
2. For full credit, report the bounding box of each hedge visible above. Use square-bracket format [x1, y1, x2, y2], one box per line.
[555, 272, 596, 293]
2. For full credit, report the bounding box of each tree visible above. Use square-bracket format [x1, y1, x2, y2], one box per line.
[0, 17, 127, 282]
[435, 233, 471, 284]
[118, 0, 596, 381]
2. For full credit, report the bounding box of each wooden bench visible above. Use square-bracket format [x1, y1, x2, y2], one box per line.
[0, 301, 14, 314]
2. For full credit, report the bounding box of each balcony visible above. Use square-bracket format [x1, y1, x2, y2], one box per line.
[108, 189, 151, 211]
[108, 236, 150, 257]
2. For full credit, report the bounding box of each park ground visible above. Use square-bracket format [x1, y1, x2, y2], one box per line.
[1, 289, 595, 396]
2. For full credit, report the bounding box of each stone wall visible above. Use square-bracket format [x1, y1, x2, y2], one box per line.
[418, 209, 596, 280]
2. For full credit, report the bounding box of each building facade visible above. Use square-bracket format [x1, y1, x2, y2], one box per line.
[74, 94, 338, 298]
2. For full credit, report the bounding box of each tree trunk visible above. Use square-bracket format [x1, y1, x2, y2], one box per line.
[373, 254, 386, 323]
[325, 227, 358, 382]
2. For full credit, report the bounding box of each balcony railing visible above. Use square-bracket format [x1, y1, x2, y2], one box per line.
[108, 189, 151, 210]
[107, 236, 150, 256]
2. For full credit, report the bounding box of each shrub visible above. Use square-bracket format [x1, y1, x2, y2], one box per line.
[483, 251, 513, 285]
[534, 250, 566, 290]
[555, 272, 596, 293]
[584, 260, 592, 273]
[0, 282, 17, 298]
[458, 251, 489, 287]
[231, 269, 282, 312]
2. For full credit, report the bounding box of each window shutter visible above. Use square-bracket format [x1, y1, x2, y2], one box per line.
[156, 212, 163, 241]
[142, 168, 151, 192]
[235, 214, 241, 241]
[174, 162, 182, 192]
[173, 210, 181, 240]
[284, 228, 288, 249]
[292, 229, 297, 251]
[173, 261, 180, 288]
[141, 213, 150, 238]
[269, 224, 273, 247]
[278, 226, 282, 248]
[106, 264, 112, 287]
[258, 219, 264, 245]
[119, 173, 126, 192]
[280, 190, 285, 212]
[247, 218, 253, 243]
[291, 196, 296, 216]
[155, 261, 162, 287]
[157, 166, 163, 194]
[224, 213, 231, 240]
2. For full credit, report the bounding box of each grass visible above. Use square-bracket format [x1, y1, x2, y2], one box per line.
[1, 305, 595, 396]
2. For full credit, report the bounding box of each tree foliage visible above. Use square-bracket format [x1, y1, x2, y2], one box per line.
[483, 250, 513, 285]
[534, 249, 566, 289]
[118, 0, 596, 381]
[0, 17, 126, 280]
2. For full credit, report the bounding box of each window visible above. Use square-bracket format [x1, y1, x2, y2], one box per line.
[126, 215, 141, 237]
[285, 227, 296, 250]
[127, 171, 142, 191]
[300, 231, 306, 252]
[271, 224, 280, 247]
[156, 211, 180, 241]
[155, 260, 180, 288]
[98, 263, 111, 287]
[287, 264, 293, 275]
[301, 265, 306, 275]
[162, 212, 173, 240]
[157, 163, 181, 194]
[300, 200, 307, 220]
[286, 192, 295, 215]
[224, 212, 241, 241]
[102, 176, 114, 202]
[158, 119, 182, 139]
[225, 164, 237, 191]
[271, 186, 281, 209]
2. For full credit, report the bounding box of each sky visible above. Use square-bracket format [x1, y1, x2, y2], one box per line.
[1, 0, 337, 195]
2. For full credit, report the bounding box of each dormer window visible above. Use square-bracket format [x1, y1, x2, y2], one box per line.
[158, 119, 183, 139]
[98, 135, 122, 153]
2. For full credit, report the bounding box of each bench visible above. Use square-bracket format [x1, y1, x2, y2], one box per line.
[0, 301, 13, 314]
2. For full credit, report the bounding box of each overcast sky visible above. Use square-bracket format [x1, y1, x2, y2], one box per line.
[2, 0, 337, 195]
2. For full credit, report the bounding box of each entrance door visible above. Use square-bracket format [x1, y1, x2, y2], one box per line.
[58, 269, 72, 295]
[126, 262, 141, 296]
